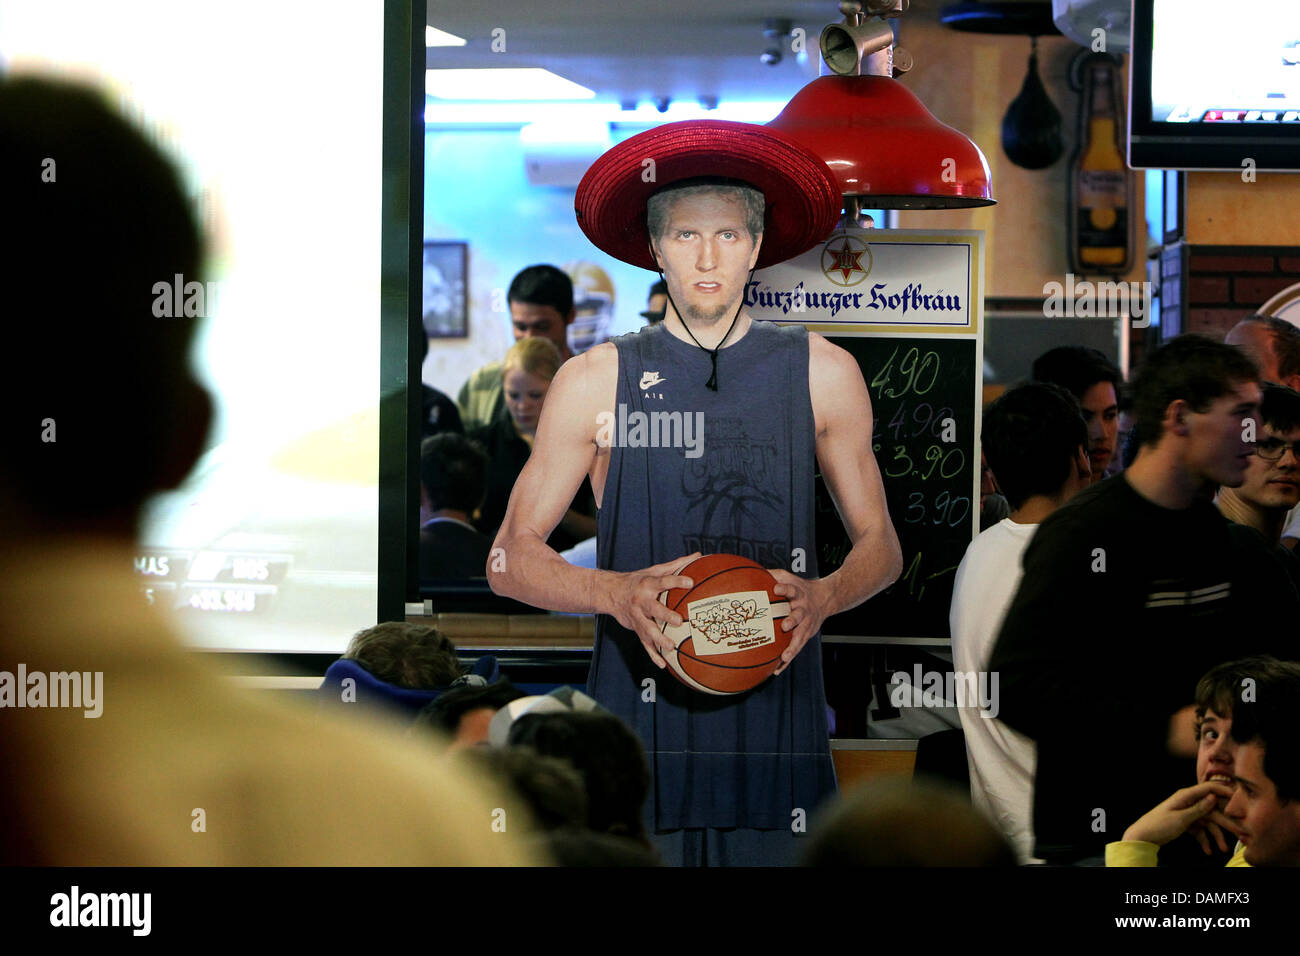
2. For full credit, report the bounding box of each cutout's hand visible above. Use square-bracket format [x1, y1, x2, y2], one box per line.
[767, 569, 831, 675]
[608, 552, 701, 667]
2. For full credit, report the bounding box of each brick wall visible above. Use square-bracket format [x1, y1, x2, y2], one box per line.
[1163, 244, 1300, 343]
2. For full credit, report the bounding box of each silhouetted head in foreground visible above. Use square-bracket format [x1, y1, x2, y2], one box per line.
[0, 75, 212, 541]
[802, 779, 1017, 867]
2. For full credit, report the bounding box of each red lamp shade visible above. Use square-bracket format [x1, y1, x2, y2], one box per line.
[768, 75, 995, 209]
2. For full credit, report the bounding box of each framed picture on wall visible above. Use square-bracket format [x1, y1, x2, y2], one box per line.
[422, 240, 468, 338]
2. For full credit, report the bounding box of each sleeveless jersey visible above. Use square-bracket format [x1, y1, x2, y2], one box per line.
[589, 319, 838, 830]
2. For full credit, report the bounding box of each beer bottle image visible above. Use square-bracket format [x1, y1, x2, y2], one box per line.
[1069, 54, 1132, 273]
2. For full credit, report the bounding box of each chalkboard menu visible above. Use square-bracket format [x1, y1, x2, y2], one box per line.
[815, 335, 978, 640]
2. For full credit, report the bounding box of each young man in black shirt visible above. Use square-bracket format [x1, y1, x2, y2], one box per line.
[990, 335, 1300, 865]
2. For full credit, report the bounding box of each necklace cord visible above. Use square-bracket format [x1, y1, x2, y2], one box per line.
[657, 267, 755, 392]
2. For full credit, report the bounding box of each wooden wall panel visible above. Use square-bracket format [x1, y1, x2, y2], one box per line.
[1185, 173, 1300, 246]
[832, 748, 916, 789]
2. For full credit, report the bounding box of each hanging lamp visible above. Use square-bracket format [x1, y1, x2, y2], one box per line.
[768, 0, 995, 211]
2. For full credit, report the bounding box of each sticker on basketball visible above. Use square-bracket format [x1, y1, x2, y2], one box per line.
[658, 553, 792, 695]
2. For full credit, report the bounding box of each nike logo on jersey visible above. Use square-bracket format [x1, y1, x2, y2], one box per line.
[639, 371, 665, 390]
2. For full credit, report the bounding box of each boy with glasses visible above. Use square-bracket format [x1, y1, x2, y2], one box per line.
[1217, 383, 1300, 547]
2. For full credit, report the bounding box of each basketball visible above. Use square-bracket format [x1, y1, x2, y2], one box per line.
[658, 553, 793, 695]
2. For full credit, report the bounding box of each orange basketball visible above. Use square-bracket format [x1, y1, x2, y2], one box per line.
[658, 553, 792, 695]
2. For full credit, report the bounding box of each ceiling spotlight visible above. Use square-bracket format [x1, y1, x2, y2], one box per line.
[762, 17, 794, 66]
[699, 95, 719, 111]
[653, 96, 671, 113]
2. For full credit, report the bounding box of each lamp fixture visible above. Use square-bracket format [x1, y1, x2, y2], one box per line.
[768, 1, 995, 210]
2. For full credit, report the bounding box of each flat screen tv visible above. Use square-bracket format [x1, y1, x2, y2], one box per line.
[1129, 0, 1300, 170]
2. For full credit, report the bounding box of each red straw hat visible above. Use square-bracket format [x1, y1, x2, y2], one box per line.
[574, 120, 842, 272]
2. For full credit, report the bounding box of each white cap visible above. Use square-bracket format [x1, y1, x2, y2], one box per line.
[486, 686, 603, 747]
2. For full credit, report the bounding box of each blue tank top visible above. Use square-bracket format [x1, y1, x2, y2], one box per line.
[590, 319, 838, 830]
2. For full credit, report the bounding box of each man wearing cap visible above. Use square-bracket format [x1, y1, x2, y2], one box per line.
[489, 120, 902, 866]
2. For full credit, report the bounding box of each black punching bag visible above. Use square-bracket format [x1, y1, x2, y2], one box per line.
[1002, 37, 1063, 169]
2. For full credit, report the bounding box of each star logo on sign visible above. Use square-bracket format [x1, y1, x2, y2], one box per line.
[820, 235, 872, 287]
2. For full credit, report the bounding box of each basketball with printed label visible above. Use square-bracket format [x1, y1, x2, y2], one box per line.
[658, 553, 793, 695]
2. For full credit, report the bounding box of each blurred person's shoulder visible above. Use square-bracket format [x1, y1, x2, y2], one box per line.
[219, 679, 539, 866]
[3, 543, 536, 866]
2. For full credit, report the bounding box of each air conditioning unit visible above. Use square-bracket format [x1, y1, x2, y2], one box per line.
[520, 122, 611, 188]
[523, 142, 608, 187]
[1052, 0, 1130, 53]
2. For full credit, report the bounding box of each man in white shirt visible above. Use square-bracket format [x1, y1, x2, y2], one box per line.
[950, 382, 1091, 863]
